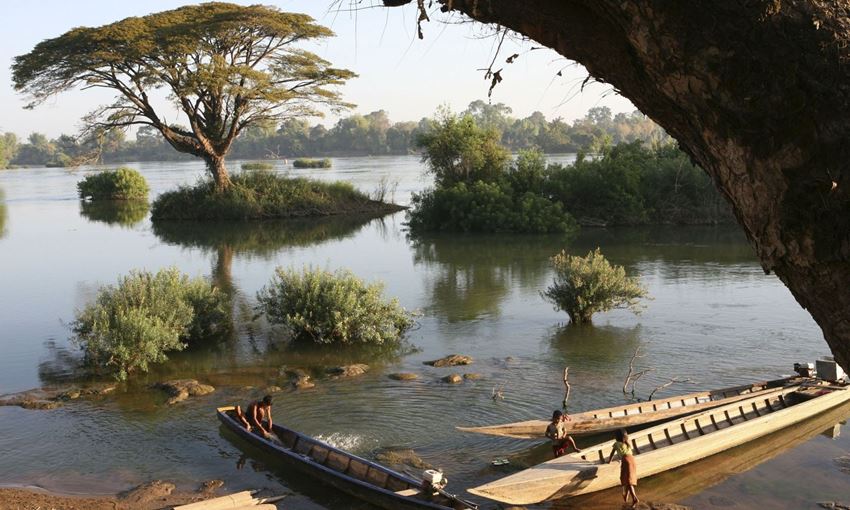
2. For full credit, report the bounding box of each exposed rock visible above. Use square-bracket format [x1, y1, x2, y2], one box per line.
[155, 379, 215, 405]
[264, 386, 283, 394]
[374, 447, 433, 470]
[57, 389, 81, 400]
[326, 364, 370, 378]
[291, 374, 315, 390]
[835, 454, 850, 475]
[81, 384, 117, 396]
[20, 399, 62, 410]
[388, 372, 419, 381]
[424, 354, 473, 367]
[119, 480, 176, 503]
[463, 373, 482, 380]
[199, 479, 224, 494]
[442, 374, 463, 384]
[818, 501, 850, 510]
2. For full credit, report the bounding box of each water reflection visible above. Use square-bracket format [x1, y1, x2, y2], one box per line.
[0, 189, 7, 239]
[412, 233, 572, 322]
[79, 200, 149, 228]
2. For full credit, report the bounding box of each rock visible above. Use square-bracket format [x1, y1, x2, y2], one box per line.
[388, 373, 419, 381]
[120, 480, 175, 503]
[442, 374, 463, 384]
[292, 375, 315, 390]
[264, 386, 283, 394]
[424, 354, 473, 367]
[20, 399, 62, 410]
[199, 479, 224, 494]
[326, 364, 370, 378]
[818, 503, 850, 510]
[463, 373, 482, 380]
[835, 454, 850, 475]
[57, 389, 81, 401]
[81, 384, 117, 396]
[282, 367, 309, 379]
[155, 379, 215, 405]
[374, 447, 433, 470]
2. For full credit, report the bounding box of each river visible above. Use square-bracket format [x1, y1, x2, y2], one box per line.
[0, 155, 847, 509]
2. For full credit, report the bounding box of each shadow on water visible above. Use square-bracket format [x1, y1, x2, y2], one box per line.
[411, 233, 573, 322]
[545, 400, 850, 509]
[78, 200, 150, 228]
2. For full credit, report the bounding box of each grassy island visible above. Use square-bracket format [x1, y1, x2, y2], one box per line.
[293, 158, 332, 169]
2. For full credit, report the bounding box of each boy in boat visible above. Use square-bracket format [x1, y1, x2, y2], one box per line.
[607, 428, 639, 507]
[235, 395, 274, 438]
[545, 410, 580, 457]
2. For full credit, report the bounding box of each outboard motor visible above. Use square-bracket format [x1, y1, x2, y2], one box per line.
[793, 362, 815, 378]
[816, 357, 847, 383]
[421, 469, 448, 491]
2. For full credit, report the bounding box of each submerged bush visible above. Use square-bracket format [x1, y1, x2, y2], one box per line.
[542, 248, 648, 324]
[77, 167, 149, 200]
[71, 268, 229, 380]
[293, 158, 331, 169]
[257, 266, 414, 346]
[408, 180, 576, 234]
[241, 161, 274, 171]
[151, 171, 400, 221]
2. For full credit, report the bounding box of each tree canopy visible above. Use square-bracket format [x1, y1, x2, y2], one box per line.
[13, 2, 355, 190]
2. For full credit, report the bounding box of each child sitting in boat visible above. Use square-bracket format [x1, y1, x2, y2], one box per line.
[545, 410, 580, 457]
[607, 428, 639, 507]
[235, 395, 274, 438]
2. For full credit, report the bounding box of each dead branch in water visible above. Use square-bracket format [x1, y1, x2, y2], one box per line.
[492, 383, 504, 401]
[562, 367, 571, 410]
[623, 346, 654, 396]
[648, 377, 696, 401]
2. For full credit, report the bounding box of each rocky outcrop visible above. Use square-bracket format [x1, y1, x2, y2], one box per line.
[326, 364, 370, 378]
[388, 373, 419, 381]
[119, 480, 176, 503]
[463, 373, 482, 380]
[283, 368, 315, 390]
[154, 379, 215, 405]
[442, 374, 463, 384]
[424, 354, 472, 367]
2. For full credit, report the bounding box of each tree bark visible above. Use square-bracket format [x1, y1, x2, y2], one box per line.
[406, 0, 850, 371]
[205, 155, 233, 193]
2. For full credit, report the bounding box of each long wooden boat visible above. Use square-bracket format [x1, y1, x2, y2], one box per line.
[467, 381, 850, 505]
[457, 376, 799, 439]
[216, 406, 477, 510]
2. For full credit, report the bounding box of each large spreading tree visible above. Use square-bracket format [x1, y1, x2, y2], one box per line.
[383, 0, 850, 371]
[12, 2, 355, 191]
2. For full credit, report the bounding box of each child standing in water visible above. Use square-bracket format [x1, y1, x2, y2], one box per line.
[607, 428, 639, 507]
[545, 410, 580, 458]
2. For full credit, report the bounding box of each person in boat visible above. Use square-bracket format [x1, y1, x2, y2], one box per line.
[607, 428, 639, 507]
[235, 395, 274, 438]
[545, 410, 580, 457]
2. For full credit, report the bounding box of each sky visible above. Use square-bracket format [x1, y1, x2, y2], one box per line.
[0, 0, 636, 139]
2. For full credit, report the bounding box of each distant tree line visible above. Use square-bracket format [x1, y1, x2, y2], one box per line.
[0, 103, 668, 168]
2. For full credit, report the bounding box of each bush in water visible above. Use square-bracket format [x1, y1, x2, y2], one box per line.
[71, 268, 229, 380]
[77, 167, 149, 200]
[241, 162, 275, 171]
[293, 158, 331, 168]
[256, 266, 414, 345]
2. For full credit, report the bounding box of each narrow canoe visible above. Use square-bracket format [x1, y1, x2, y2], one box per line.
[456, 376, 799, 439]
[467, 381, 850, 505]
[216, 406, 477, 510]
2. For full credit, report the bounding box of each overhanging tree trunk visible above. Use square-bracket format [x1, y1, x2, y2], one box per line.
[401, 1, 850, 371]
[205, 155, 233, 193]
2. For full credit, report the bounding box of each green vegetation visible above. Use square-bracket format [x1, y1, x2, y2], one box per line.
[70, 268, 229, 380]
[293, 158, 332, 169]
[13, 3, 354, 190]
[0, 190, 7, 238]
[542, 248, 648, 324]
[0, 133, 18, 169]
[256, 266, 414, 346]
[151, 171, 401, 221]
[77, 168, 149, 200]
[80, 200, 149, 227]
[241, 162, 275, 171]
[409, 111, 576, 233]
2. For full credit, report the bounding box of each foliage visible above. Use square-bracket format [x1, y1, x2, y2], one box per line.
[151, 170, 399, 221]
[70, 268, 229, 380]
[542, 248, 648, 324]
[80, 200, 149, 227]
[241, 162, 274, 171]
[0, 189, 7, 238]
[416, 110, 510, 187]
[77, 167, 149, 200]
[293, 158, 332, 168]
[12, 2, 354, 189]
[256, 266, 414, 345]
[0, 133, 18, 169]
[409, 180, 576, 233]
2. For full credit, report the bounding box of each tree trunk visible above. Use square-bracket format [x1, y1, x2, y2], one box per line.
[206, 155, 232, 192]
[411, 1, 850, 371]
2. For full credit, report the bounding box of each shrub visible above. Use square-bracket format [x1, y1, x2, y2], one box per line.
[151, 171, 401, 221]
[416, 110, 510, 187]
[70, 268, 229, 380]
[256, 266, 414, 346]
[408, 180, 576, 234]
[293, 158, 332, 168]
[77, 167, 149, 200]
[542, 248, 648, 324]
[241, 161, 275, 171]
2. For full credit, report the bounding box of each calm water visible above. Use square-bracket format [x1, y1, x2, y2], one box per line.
[0, 156, 848, 509]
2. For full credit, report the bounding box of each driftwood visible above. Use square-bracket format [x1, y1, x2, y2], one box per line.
[492, 383, 505, 401]
[648, 377, 696, 401]
[622, 346, 654, 396]
[562, 367, 571, 409]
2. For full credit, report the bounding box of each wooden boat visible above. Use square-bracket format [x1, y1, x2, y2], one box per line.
[457, 376, 799, 439]
[467, 381, 850, 505]
[216, 406, 477, 510]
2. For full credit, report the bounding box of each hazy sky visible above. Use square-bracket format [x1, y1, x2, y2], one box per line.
[0, 1, 635, 139]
